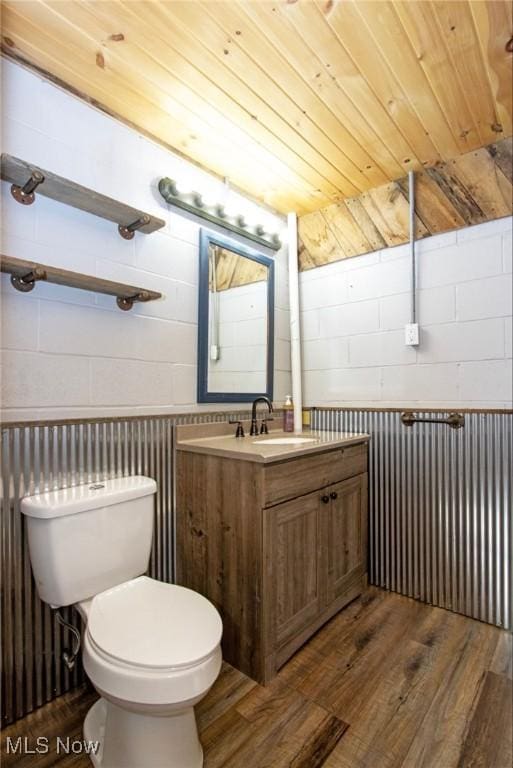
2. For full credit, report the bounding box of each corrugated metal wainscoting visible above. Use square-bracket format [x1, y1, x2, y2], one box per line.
[0, 411, 249, 726]
[311, 408, 512, 633]
[2, 407, 511, 725]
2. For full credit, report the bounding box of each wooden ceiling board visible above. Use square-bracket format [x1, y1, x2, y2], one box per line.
[451, 150, 512, 218]
[347, 1, 461, 158]
[298, 210, 343, 267]
[1, 9, 198, 144]
[343, 197, 388, 252]
[197, 0, 392, 189]
[488, 141, 513, 183]
[470, 0, 513, 136]
[1, 0, 511, 215]
[33, 0, 324, 208]
[299, 137, 513, 270]
[210, 247, 236, 292]
[1, 2, 318, 213]
[397, 172, 465, 233]
[432, 1, 503, 145]
[230, 255, 267, 290]
[315, 0, 443, 167]
[135, 0, 361, 197]
[164, 0, 372, 194]
[1, 8, 311, 213]
[74, 0, 329, 211]
[356, 184, 424, 248]
[35, 1, 360, 210]
[320, 205, 358, 259]
[364, 182, 429, 246]
[394, 1, 485, 149]
[210, 245, 267, 291]
[425, 162, 487, 226]
[322, 202, 374, 257]
[239, 0, 415, 176]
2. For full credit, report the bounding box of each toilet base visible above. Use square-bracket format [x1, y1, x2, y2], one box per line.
[83, 698, 203, 768]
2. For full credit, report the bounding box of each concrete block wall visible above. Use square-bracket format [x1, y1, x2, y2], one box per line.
[300, 217, 513, 408]
[208, 281, 269, 393]
[0, 60, 290, 421]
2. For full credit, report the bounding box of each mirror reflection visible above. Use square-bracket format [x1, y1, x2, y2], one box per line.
[198, 231, 274, 403]
[208, 244, 268, 394]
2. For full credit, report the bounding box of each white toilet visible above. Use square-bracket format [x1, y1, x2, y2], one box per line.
[21, 476, 222, 768]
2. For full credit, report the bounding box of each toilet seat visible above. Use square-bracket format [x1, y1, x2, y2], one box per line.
[81, 576, 223, 706]
[85, 576, 222, 671]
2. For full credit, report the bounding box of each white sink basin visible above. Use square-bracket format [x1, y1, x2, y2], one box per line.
[253, 437, 318, 446]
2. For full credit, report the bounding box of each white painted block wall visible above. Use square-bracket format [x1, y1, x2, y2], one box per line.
[0, 61, 291, 421]
[208, 281, 268, 393]
[300, 217, 513, 408]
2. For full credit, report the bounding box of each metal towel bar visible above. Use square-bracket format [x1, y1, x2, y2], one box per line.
[401, 411, 465, 429]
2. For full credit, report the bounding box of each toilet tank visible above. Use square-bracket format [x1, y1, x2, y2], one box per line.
[21, 476, 157, 608]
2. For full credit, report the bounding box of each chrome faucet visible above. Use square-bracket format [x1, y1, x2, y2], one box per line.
[250, 396, 273, 436]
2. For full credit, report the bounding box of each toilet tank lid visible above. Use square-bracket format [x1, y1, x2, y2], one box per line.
[21, 476, 157, 519]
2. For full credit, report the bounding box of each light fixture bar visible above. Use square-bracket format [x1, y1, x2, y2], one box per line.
[158, 177, 282, 251]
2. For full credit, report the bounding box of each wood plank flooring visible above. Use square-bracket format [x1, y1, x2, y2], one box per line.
[1, 588, 511, 768]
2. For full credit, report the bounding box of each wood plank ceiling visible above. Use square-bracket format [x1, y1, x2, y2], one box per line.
[209, 245, 268, 291]
[299, 137, 513, 269]
[1, 1, 512, 215]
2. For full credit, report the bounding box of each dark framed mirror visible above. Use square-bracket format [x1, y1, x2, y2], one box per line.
[197, 229, 275, 403]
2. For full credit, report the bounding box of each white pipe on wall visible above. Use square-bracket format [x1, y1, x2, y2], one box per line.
[287, 212, 303, 433]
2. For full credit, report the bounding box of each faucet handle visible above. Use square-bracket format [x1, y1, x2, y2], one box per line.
[229, 419, 245, 438]
[260, 417, 274, 434]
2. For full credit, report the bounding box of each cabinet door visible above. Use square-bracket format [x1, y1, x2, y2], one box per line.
[324, 474, 367, 606]
[265, 491, 322, 649]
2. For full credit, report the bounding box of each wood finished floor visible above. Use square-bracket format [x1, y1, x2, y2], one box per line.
[2, 588, 512, 768]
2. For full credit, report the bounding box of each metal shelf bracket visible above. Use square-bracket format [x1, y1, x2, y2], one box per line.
[10, 267, 47, 292]
[10, 170, 45, 206]
[116, 291, 153, 311]
[118, 214, 151, 240]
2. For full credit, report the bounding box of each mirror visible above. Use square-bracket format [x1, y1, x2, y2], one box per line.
[198, 229, 274, 403]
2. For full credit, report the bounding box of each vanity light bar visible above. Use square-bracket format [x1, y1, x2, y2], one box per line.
[158, 177, 282, 251]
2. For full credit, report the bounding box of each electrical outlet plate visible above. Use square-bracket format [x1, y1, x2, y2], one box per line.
[405, 323, 420, 346]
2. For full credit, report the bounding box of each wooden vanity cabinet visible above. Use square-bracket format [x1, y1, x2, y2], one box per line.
[265, 490, 323, 652]
[324, 475, 368, 606]
[176, 440, 368, 684]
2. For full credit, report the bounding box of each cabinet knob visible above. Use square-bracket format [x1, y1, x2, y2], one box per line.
[330, 491, 338, 500]
[321, 495, 330, 504]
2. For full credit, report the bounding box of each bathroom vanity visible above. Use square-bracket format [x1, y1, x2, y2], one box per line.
[176, 425, 369, 684]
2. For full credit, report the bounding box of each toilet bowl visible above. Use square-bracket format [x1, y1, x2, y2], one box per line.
[21, 476, 223, 768]
[78, 577, 222, 768]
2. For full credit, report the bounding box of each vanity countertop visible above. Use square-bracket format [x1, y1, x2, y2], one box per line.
[176, 426, 369, 464]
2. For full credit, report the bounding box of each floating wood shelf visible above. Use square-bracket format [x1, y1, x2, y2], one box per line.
[1, 154, 166, 239]
[1, 255, 162, 311]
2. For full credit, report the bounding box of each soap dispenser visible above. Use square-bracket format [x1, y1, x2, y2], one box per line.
[283, 395, 294, 433]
